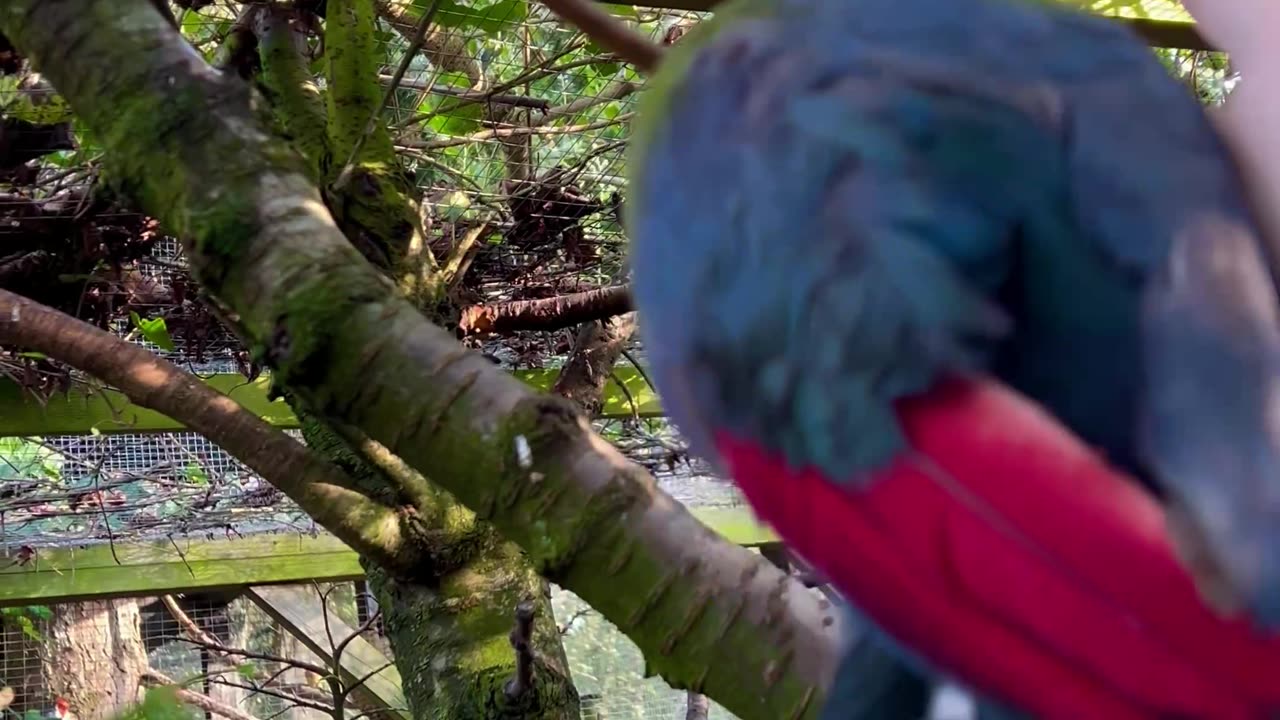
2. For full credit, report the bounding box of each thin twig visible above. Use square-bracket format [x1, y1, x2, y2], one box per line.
[171, 637, 331, 678]
[504, 600, 537, 701]
[409, 113, 632, 151]
[338, 660, 395, 699]
[210, 679, 334, 714]
[332, 608, 384, 664]
[168, 535, 197, 578]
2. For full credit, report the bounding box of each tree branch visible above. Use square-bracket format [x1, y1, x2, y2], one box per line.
[536, 0, 663, 73]
[0, 6, 841, 719]
[324, 0, 395, 167]
[141, 670, 263, 720]
[255, 4, 330, 179]
[504, 601, 537, 701]
[458, 284, 633, 336]
[0, 289, 425, 574]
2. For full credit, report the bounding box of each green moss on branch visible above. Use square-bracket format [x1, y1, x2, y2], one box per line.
[325, 0, 396, 164]
[0, 3, 841, 718]
[256, 5, 331, 179]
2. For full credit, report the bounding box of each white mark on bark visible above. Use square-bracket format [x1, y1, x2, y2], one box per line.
[515, 435, 533, 469]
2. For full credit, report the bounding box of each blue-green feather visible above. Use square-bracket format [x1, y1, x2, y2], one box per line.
[627, 0, 1280, 678]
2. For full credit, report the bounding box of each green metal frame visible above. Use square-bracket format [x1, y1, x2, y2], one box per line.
[0, 506, 775, 607]
[0, 368, 660, 437]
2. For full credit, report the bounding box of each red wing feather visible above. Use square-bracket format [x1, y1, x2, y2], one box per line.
[715, 376, 1280, 720]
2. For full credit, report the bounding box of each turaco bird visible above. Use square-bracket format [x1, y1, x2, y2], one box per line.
[617, 0, 1280, 717]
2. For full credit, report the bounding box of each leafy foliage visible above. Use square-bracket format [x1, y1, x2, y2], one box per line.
[0, 605, 51, 642]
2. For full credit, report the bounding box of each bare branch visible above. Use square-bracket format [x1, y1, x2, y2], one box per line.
[0, 289, 425, 574]
[168, 637, 332, 679]
[536, 0, 663, 73]
[405, 113, 633, 151]
[211, 678, 335, 714]
[458, 284, 632, 336]
[160, 596, 227, 657]
[141, 670, 262, 720]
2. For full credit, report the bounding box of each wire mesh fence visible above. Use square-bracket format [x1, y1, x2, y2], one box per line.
[0, 582, 738, 720]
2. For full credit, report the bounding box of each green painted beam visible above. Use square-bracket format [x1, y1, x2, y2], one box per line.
[0, 507, 774, 606]
[0, 366, 661, 437]
[616, 0, 1211, 50]
[0, 533, 365, 608]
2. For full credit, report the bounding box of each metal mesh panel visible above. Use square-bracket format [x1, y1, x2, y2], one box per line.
[1, 591, 345, 719]
[0, 584, 747, 720]
[0, 431, 317, 548]
[0, 422, 739, 549]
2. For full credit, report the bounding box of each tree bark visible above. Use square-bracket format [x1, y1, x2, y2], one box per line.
[458, 285, 633, 337]
[686, 691, 711, 720]
[43, 599, 147, 720]
[0, 5, 840, 720]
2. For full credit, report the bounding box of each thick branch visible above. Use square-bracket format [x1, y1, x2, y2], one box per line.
[0, 6, 841, 719]
[553, 312, 638, 416]
[458, 284, 633, 336]
[0, 289, 424, 574]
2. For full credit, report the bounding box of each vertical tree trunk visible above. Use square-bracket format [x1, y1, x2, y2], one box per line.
[44, 599, 147, 719]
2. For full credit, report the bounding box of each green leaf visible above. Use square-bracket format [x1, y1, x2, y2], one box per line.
[600, 3, 639, 17]
[16, 351, 47, 359]
[422, 97, 484, 136]
[426, 0, 529, 34]
[183, 463, 210, 486]
[110, 686, 188, 720]
[236, 663, 258, 680]
[0, 76, 75, 125]
[436, 190, 473, 222]
[129, 311, 176, 351]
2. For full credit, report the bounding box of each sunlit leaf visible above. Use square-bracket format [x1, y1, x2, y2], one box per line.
[129, 312, 176, 352]
[1072, 0, 1192, 22]
[418, 0, 529, 34]
[437, 190, 473, 222]
[110, 686, 188, 720]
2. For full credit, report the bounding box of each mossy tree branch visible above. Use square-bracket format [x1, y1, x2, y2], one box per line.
[317, 0, 438, 303]
[325, 0, 396, 166]
[255, 5, 330, 180]
[0, 3, 841, 720]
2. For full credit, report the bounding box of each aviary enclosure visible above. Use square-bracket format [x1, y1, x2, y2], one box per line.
[0, 1, 1231, 719]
